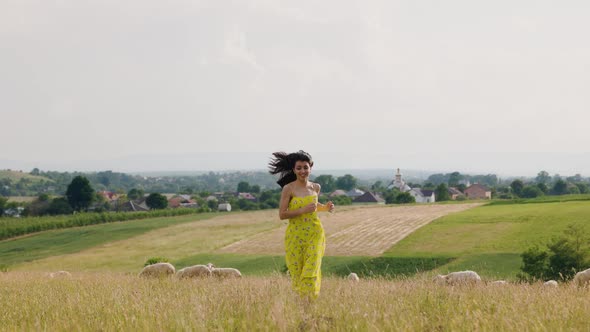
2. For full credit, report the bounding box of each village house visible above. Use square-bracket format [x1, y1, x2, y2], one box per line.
[448, 187, 465, 200]
[409, 188, 436, 203]
[353, 192, 385, 204]
[168, 195, 199, 208]
[329, 189, 347, 197]
[464, 183, 492, 199]
[345, 188, 365, 198]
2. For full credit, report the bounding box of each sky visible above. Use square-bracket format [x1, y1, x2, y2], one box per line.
[1, 0, 590, 177]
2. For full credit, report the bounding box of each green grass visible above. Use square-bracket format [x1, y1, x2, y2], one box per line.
[174, 254, 454, 278]
[488, 194, 590, 205]
[0, 213, 216, 267]
[385, 200, 590, 279]
[0, 170, 53, 183]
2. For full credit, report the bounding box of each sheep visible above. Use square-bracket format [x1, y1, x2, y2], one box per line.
[491, 280, 507, 285]
[206, 263, 242, 278]
[348, 273, 360, 282]
[433, 270, 482, 285]
[573, 268, 590, 287]
[138, 262, 175, 278]
[543, 280, 558, 287]
[176, 264, 212, 279]
[49, 270, 72, 278]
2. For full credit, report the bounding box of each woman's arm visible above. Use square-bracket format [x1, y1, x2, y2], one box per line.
[314, 183, 335, 213]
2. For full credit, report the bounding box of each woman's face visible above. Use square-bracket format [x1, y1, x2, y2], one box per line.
[293, 160, 311, 181]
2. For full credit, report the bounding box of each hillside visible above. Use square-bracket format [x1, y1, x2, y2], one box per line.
[2, 200, 590, 280]
[0, 170, 53, 183]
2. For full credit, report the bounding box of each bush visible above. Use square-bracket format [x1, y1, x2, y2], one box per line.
[144, 257, 170, 267]
[519, 224, 590, 282]
[395, 192, 416, 204]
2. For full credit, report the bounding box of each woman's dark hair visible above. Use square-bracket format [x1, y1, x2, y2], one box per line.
[268, 150, 314, 188]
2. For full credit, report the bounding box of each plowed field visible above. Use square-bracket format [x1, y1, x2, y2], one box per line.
[218, 203, 481, 256]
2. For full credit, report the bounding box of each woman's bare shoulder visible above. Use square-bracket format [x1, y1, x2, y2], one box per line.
[312, 182, 321, 193]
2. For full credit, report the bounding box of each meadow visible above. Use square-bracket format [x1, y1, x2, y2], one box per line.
[1, 272, 589, 331]
[2, 198, 590, 331]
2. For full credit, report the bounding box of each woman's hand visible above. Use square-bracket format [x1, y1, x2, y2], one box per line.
[326, 201, 335, 213]
[301, 203, 317, 214]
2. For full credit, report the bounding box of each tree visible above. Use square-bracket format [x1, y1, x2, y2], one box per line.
[336, 174, 357, 191]
[448, 172, 462, 187]
[536, 183, 549, 194]
[551, 179, 568, 195]
[521, 186, 543, 198]
[30, 168, 40, 176]
[371, 181, 385, 192]
[66, 176, 95, 211]
[250, 185, 261, 194]
[510, 179, 524, 197]
[46, 197, 73, 215]
[145, 193, 168, 210]
[0, 195, 7, 216]
[314, 175, 336, 193]
[127, 188, 145, 200]
[435, 183, 450, 201]
[237, 181, 251, 193]
[535, 171, 551, 184]
[395, 192, 416, 204]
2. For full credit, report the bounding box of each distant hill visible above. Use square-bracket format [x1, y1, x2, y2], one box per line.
[0, 170, 54, 183]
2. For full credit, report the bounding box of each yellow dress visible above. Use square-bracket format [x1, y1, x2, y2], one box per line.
[285, 194, 326, 298]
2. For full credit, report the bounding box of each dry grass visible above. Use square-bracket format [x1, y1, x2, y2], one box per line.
[11, 210, 280, 272]
[1, 272, 589, 331]
[219, 203, 481, 256]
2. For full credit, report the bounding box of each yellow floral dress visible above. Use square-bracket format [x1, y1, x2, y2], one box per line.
[285, 194, 326, 298]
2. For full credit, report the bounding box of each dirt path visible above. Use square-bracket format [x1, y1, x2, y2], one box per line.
[217, 203, 482, 256]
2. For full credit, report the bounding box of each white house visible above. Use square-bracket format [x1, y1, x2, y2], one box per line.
[409, 188, 436, 203]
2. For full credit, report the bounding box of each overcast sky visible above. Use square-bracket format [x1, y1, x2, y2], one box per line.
[2, 1, 589, 176]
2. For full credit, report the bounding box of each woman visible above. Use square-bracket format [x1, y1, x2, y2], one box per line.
[268, 150, 335, 299]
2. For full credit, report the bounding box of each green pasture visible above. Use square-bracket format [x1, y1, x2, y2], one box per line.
[2, 199, 590, 280]
[0, 213, 215, 267]
[386, 200, 590, 279]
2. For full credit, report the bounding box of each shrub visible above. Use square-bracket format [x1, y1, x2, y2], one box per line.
[144, 257, 169, 267]
[519, 224, 590, 282]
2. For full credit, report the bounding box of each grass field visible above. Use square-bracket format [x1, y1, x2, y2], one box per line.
[3, 199, 590, 280]
[1, 272, 589, 331]
[0, 170, 52, 183]
[386, 200, 590, 279]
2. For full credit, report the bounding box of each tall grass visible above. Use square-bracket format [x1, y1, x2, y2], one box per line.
[0, 208, 202, 241]
[1, 272, 588, 331]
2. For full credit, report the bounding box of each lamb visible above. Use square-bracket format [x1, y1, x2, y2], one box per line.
[207, 263, 242, 278]
[138, 262, 175, 278]
[433, 270, 482, 285]
[176, 264, 212, 279]
[348, 272, 360, 282]
[543, 280, 558, 287]
[49, 270, 72, 278]
[573, 268, 590, 287]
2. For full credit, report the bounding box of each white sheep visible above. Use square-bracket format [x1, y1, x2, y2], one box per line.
[348, 272, 360, 282]
[49, 270, 72, 278]
[138, 262, 175, 278]
[543, 280, 558, 287]
[573, 268, 590, 287]
[491, 280, 507, 285]
[433, 270, 482, 285]
[206, 263, 242, 278]
[176, 264, 212, 279]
